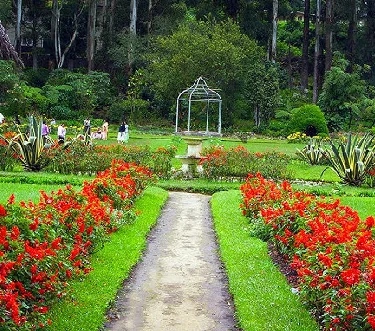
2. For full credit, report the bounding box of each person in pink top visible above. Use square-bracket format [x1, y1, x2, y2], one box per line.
[102, 120, 109, 140]
[41, 121, 50, 143]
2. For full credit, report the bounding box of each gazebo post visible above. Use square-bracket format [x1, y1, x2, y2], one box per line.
[188, 98, 191, 132]
[218, 101, 222, 134]
[175, 99, 179, 133]
[206, 101, 210, 133]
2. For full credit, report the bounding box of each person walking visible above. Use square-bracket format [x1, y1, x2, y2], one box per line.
[41, 121, 50, 143]
[83, 118, 91, 136]
[117, 121, 129, 143]
[102, 120, 109, 140]
[57, 123, 66, 144]
[124, 121, 129, 143]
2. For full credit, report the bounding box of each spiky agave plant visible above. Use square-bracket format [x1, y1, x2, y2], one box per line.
[8, 116, 53, 171]
[297, 138, 326, 165]
[323, 133, 375, 186]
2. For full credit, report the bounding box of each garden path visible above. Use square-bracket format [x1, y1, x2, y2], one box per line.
[104, 191, 238, 331]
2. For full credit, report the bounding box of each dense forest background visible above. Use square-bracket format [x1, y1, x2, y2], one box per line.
[1, 0, 375, 135]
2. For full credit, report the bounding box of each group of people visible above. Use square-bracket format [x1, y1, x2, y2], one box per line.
[89, 119, 129, 143]
[64, 118, 129, 144]
[1, 115, 129, 144]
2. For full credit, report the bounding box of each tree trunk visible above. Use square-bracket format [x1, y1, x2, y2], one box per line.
[32, 6, 38, 69]
[254, 104, 261, 127]
[147, 0, 152, 35]
[0, 21, 24, 67]
[271, 0, 278, 63]
[365, 0, 375, 66]
[347, 0, 357, 72]
[313, 0, 321, 104]
[288, 44, 292, 88]
[109, 0, 116, 41]
[51, 0, 61, 67]
[301, 0, 310, 91]
[15, 0, 22, 54]
[325, 0, 334, 72]
[87, 0, 97, 72]
[128, 0, 137, 76]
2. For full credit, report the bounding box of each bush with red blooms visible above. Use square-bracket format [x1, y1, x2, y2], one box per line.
[240, 173, 375, 330]
[200, 145, 291, 180]
[0, 160, 154, 330]
[44, 141, 175, 179]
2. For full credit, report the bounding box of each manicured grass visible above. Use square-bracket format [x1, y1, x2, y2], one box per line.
[0, 183, 81, 203]
[0, 170, 91, 185]
[211, 190, 319, 331]
[339, 196, 375, 219]
[45, 186, 168, 331]
[287, 160, 340, 182]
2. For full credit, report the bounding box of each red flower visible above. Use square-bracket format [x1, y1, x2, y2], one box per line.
[0, 204, 7, 217]
[341, 268, 361, 286]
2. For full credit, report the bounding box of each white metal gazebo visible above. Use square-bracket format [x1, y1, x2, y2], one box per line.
[175, 77, 222, 136]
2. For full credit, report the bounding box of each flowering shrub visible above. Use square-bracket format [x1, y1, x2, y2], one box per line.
[151, 146, 177, 179]
[287, 132, 309, 143]
[200, 146, 291, 180]
[366, 167, 375, 188]
[0, 160, 154, 329]
[0, 136, 17, 171]
[44, 142, 175, 178]
[240, 173, 375, 330]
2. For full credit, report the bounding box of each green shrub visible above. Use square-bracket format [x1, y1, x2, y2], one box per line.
[21, 68, 50, 88]
[288, 104, 329, 137]
[200, 145, 291, 180]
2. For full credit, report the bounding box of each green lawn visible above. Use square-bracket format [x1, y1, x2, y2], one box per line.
[0, 183, 82, 203]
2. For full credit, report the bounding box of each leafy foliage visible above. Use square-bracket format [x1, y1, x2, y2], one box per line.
[323, 133, 375, 186]
[145, 19, 278, 127]
[297, 138, 327, 165]
[318, 54, 367, 131]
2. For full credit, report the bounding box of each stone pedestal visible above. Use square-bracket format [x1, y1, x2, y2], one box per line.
[175, 138, 203, 175]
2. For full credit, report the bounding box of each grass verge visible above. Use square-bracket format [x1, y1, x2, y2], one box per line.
[0, 183, 82, 203]
[45, 186, 168, 331]
[211, 190, 319, 331]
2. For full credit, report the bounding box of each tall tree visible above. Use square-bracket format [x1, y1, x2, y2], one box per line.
[301, 0, 310, 90]
[347, 0, 357, 72]
[51, 0, 84, 69]
[0, 20, 24, 67]
[271, 0, 278, 63]
[87, 0, 97, 71]
[325, 0, 334, 72]
[313, 0, 321, 103]
[128, 0, 137, 75]
[15, 0, 22, 53]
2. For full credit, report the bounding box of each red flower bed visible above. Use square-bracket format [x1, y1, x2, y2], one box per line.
[0, 160, 154, 329]
[240, 173, 375, 330]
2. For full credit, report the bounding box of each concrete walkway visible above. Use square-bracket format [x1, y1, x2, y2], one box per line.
[105, 192, 238, 331]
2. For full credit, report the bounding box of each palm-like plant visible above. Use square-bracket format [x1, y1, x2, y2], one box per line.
[8, 116, 53, 171]
[323, 133, 375, 186]
[297, 139, 326, 165]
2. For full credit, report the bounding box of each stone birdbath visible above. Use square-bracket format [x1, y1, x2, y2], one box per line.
[175, 136, 204, 175]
